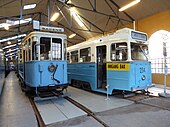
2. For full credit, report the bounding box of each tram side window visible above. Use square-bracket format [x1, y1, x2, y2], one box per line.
[80, 47, 91, 62]
[52, 38, 62, 60]
[111, 43, 127, 61]
[32, 41, 37, 60]
[28, 39, 31, 61]
[19, 49, 22, 63]
[40, 37, 51, 60]
[67, 52, 70, 62]
[131, 42, 148, 60]
[71, 50, 78, 63]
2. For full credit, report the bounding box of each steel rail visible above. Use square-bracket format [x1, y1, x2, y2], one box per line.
[64, 96, 110, 127]
[29, 97, 45, 127]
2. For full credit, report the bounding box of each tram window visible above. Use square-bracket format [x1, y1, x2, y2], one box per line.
[67, 52, 70, 62]
[40, 37, 51, 60]
[64, 39, 67, 60]
[131, 42, 148, 60]
[28, 39, 31, 61]
[111, 43, 127, 61]
[71, 50, 78, 63]
[80, 47, 91, 62]
[19, 49, 22, 62]
[52, 38, 62, 60]
[32, 41, 36, 60]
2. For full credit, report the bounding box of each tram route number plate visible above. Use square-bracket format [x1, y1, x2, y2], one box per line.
[107, 63, 130, 71]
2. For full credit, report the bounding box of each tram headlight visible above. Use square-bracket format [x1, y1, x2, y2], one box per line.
[141, 75, 146, 80]
[48, 64, 56, 72]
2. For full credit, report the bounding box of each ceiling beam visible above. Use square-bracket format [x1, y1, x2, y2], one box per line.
[109, 0, 134, 21]
[66, 3, 132, 23]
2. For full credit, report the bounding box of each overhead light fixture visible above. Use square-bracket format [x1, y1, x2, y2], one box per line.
[4, 25, 9, 30]
[50, 12, 60, 21]
[70, 7, 84, 27]
[0, 34, 26, 43]
[7, 41, 11, 45]
[67, 0, 72, 4]
[0, 18, 32, 30]
[119, 0, 141, 12]
[3, 23, 10, 30]
[69, 33, 76, 38]
[23, 4, 36, 10]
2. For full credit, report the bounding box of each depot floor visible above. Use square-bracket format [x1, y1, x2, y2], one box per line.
[1, 72, 170, 127]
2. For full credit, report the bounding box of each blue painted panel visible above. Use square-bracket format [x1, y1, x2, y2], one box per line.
[132, 61, 152, 90]
[107, 61, 152, 91]
[18, 63, 24, 79]
[107, 70, 130, 91]
[25, 60, 67, 87]
[68, 63, 97, 90]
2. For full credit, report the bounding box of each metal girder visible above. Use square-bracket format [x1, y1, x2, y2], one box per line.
[0, 0, 17, 8]
[109, 0, 134, 21]
[41, 12, 86, 41]
[58, 22, 86, 41]
[0, 12, 41, 21]
[66, 2, 132, 23]
[78, 13, 104, 34]
[87, 0, 96, 11]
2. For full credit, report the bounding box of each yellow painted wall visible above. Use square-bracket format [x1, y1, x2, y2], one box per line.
[152, 74, 170, 87]
[136, 9, 170, 37]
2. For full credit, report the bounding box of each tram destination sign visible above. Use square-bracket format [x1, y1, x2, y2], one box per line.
[131, 31, 147, 41]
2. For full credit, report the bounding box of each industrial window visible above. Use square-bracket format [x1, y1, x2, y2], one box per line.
[40, 37, 51, 60]
[149, 30, 170, 74]
[111, 42, 127, 61]
[80, 47, 91, 62]
[71, 50, 78, 63]
[52, 38, 62, 60]
[150, 58, 170, 74]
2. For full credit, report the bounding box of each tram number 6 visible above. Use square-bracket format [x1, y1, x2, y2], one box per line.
[140, 67, 145, 73]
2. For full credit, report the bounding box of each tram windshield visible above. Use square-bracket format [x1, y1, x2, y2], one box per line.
[52, 38, 62, 60]
[111, 42, 128, 61]
[40, 37, 51, 60]
[131, 42, 148, 60]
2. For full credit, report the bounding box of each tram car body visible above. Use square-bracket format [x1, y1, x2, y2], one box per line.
[67, 28, 152, 95]
[0, 49, 5, 94]
[18, 31, 68, 95]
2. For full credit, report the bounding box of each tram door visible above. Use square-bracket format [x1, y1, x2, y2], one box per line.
[96, 45, 107, 89]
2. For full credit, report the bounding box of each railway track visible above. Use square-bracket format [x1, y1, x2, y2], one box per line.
[64, 96, 110, 127]
[29, 91, 170, 127]
[29, 94, 111, 127]
[29, 97, 46, 127]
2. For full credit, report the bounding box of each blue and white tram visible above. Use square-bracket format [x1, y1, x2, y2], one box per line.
[18, 31, 68, 96]
[67, 28, 152, 95]
[0, 49, 5, 95]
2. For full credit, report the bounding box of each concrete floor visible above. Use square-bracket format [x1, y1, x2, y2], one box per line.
[48, 87, 170, 127]
[0, 72, 37, 127]
[1, 72, 170, 127]
[48, 103, 170, 127]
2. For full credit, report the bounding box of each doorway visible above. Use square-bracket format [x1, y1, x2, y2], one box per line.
[96, 45, 107, 89]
